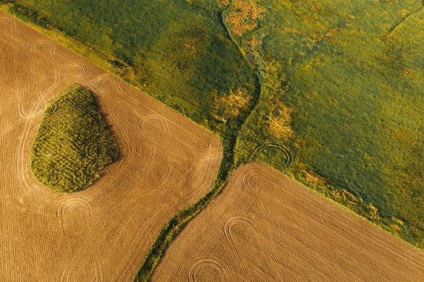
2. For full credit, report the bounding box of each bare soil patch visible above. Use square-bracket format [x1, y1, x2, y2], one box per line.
[154, 163, 424, 281]
[0, 11, 221, 281]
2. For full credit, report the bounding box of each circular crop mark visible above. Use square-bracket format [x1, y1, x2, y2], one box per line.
[188, 259, 227, 281]
[224, 216, 257, 241]
[138, 115, 170, 133]
[241, 169, 256, 191]
[237, 165, 266, 193]
[56, 197, 93, 219]
[250, 142, 293, 170]
[31, 40, 56, 55]
[65, 63, 88, 78]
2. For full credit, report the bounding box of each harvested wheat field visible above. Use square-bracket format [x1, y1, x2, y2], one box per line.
[0, 11, 222, 281]
[154, 163, 424, 281]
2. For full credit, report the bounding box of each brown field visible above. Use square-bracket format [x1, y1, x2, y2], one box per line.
[154, 163, 424, 281]
[0, 11, 222, 281]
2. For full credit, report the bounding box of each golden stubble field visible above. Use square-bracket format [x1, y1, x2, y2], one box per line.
[0, 12, 222, 281]
[154, 163, 424, 281]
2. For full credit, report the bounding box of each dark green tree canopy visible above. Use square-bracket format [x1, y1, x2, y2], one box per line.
[31, 84, 120, 192]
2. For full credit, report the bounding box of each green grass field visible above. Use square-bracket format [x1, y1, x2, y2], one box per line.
[4, 0, 423, 278]
[31, 85, 119, 193]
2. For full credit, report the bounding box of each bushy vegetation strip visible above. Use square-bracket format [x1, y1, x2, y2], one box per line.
[31, 85, 119, 192]
[134, 6, 263, 281]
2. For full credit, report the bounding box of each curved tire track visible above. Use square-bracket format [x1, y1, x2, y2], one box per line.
[188, 259, 228, 282]
[250, 142, 293, 169]
[138, 115, 170, 133]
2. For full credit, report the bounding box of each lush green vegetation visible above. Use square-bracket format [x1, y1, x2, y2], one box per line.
[31, 85, 119, 193]
[5, 0, 424, 279]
